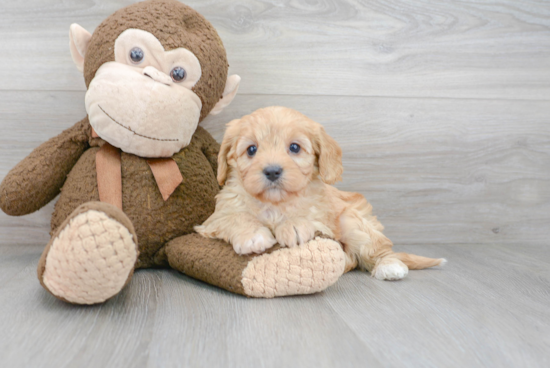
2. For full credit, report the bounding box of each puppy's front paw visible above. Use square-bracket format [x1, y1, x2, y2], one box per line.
[232, 227, 277, 255]
[275, 219, 315, 248]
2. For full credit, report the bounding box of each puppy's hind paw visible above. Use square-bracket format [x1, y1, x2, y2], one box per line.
[232, 227, 277, 255]
[373, 259, 409, 281]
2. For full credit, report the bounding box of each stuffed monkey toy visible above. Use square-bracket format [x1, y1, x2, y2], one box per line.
[0, 0, 346, 304]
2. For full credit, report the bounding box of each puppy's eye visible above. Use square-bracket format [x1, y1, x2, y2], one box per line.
[289, 143, 301, 153]
[170, 66, 186, 82]
[247, 145, 257, 157]
[129, 47, 144, 63]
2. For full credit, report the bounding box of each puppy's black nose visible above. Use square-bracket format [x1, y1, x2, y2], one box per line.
[263, 166, 283, 182]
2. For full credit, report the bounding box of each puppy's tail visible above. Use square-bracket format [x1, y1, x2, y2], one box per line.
[394, 253, 447, 270]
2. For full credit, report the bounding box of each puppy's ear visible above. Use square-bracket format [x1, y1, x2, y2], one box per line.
[315, 126, 343, 184]
[217, 119, 240, 185]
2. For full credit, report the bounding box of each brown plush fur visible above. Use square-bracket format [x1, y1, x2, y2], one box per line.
[47, 119, 220, 269]
[84, 0, 228, 122]
[165, 231, 332, 296]
[165, 235, 283, 296]
[1, 114, 220, 272]
[0, 118, 90, 216]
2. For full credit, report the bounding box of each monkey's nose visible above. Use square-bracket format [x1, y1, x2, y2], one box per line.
[142, 66, 172, 85]
[263, 166, 283, 182]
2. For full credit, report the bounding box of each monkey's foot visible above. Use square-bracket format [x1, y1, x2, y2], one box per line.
[241, 237, 346, 298]
[166, 234, 346, 298]
[38, 202, 138, 304]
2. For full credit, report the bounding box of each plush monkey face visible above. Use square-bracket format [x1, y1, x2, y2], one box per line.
[69, 0, 240, 158]
[85, 29, 204, 157]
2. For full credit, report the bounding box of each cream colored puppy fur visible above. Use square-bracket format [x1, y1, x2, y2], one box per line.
[196, 107, 445, 280]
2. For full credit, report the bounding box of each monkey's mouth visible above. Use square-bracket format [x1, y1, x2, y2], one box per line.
[98, 105, 179, 142]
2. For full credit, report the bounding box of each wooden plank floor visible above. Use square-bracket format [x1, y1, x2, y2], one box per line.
[1, 0, 549, 367]
[0, 243, 549, 368]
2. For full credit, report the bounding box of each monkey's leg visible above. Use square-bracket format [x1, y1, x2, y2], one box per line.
[37, 202, 138, 304]
[165, 234, 346, 298]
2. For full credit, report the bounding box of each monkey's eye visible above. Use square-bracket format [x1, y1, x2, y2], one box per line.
[129, 47, 144, 63]
[289, 143, 301, 153]
[170, 67, 187, 82]
[247, 145, 257, 157]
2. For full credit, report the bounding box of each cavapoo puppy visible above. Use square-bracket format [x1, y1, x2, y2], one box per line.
[195, 106, 445, 280]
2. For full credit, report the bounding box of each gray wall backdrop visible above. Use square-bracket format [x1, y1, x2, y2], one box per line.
[1, 0, 549, 247]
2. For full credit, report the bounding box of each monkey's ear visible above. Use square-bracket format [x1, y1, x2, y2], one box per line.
[210, 75, 241, 116]
[69, 23, 92, 73]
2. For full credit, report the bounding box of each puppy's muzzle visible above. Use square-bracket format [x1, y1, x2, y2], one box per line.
[263, 165, 283, 182]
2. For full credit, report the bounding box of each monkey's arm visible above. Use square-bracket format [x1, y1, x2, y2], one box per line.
[195, 126, 220, 178]
[0, 117, 90, 216]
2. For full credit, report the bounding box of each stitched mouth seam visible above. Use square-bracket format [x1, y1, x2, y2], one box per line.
[98, 105, 179, 142]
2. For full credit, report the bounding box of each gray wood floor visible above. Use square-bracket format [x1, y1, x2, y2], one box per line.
[1, 243, 549, 368]
[0, 0, 549, 367]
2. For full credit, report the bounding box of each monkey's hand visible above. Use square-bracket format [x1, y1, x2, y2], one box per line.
[274, 218, 316, 248]
[0, 117, 90, 216]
